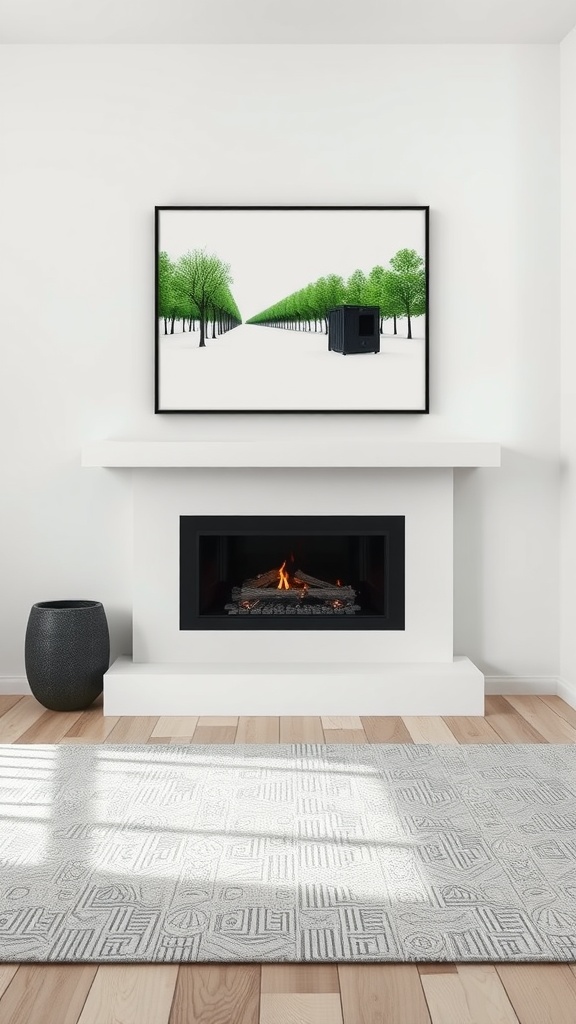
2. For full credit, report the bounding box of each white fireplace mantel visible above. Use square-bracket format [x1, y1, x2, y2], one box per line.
[81, 439, 501, 470]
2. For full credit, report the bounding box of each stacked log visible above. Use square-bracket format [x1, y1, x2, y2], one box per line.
[229, 563, 357, 612]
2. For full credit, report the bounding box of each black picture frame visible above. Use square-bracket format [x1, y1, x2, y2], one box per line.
[155, 205, 429, 414]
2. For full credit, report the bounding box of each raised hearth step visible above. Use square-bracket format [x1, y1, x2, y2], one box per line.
[104, 656, 484, 717]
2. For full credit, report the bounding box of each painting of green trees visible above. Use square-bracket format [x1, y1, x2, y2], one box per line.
[156, 205, 428, 413]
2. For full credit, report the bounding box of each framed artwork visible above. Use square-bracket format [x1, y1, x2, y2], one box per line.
[155, 206, 429, 413]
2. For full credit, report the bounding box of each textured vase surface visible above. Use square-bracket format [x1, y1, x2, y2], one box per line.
[25, 600, 110, 711]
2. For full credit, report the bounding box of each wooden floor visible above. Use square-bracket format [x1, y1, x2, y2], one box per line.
[1, 693, 576, 1023]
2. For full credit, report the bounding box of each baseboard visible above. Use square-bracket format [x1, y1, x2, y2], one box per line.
[0, 676, 31, 695]
[0, 672, 571, 706]
[557, 676, 576, 710]
[484, 675, 559, 696]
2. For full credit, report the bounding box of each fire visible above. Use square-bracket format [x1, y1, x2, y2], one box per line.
[277, 560, 290, 590]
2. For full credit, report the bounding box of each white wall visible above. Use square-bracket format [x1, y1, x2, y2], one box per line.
[0, 44, 560, 680]
[561, 29, 576, 692]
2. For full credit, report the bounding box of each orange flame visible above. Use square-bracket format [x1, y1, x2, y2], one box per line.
[277, 560, 290, 590]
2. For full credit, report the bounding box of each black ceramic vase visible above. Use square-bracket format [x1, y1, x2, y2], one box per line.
[25, 600, 110, 711]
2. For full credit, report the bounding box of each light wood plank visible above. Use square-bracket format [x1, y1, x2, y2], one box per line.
[0, 695, 23, 717]
[423, 966, 519, 1024]
[442, 716, 503, 744]
[64, 705, 119, 742]
[0, 965, 18, 1000]
[0, 964, 97, 1024]
[236, 716, 280, 743]
[421, 973, 475, 1024]
[60, 736, 104, 744]
[0, 696, 50, 743]
[418, 964, 458, 975]
[149, 736, 195, 745]
[402, 716, 459, 744]
[339, 964, 430, 1024]
[15, 709, 83, 744]
[152, 716, 199, 738]
[279, 717, 324, 743]
[361, 716, 413, 743]
[198, 716, 238, 726]
[540, 694, 576, 729]
[170, 965, 259, 1024]
[321, 716, 362, 729]
[105, 717, 159, 744]
[484, 696, 546, 743]
[78, 965, 178, 1024]
[505, 695, 576, 743]
[260, 993, 342, 1024]
[497, 964, 576, 1024]
[323, 729, 368, 744]
[458, 966, 519, 1023]
[261, 965, 339, 994]
[191, 726, 237, 744]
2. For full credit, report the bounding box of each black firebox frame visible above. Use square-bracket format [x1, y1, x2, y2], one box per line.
[180, 515, 405, 632]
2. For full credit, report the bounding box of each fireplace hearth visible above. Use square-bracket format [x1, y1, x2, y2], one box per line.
[180, 515, 405, 631]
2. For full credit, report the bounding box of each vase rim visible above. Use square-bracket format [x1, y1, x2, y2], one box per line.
[32, 600, 103, 611]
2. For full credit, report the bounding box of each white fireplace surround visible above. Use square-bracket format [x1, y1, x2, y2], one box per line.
[82, 439, 501, 716]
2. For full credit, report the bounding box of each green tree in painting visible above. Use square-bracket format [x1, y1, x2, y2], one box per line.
[314, 275, 346, 332]
[158, 252, 175, 334]
[365, 265, 386, 328]
[174, 251, 228, 348]
[160, 249, 242, 347]
[323, 274, 346, 322]
[158, 252, 193, 335]
[345, 268, 369, 304]
[388, 248, 426, 339]
[365, 266, 404, 336]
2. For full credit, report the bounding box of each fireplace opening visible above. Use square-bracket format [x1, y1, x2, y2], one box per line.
[180, 515, 405, 631]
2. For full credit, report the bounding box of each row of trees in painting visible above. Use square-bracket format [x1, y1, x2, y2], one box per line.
[158, 250, 242, 347]
[247, 249, 425, 340]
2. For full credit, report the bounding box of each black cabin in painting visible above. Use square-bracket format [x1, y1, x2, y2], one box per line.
[328, 305, 380, 355]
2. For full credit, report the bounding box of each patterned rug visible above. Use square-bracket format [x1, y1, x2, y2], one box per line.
[1, 742, 576, 963]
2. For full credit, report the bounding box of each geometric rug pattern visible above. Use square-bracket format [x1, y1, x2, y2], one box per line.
[1, 742, 576, 962]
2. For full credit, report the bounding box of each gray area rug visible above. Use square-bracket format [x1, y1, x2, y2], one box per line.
[1, 742, 576, 962]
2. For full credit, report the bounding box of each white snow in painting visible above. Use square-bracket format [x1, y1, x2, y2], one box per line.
[158, 208, 426, 411]
[160, 323, 424, 411]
